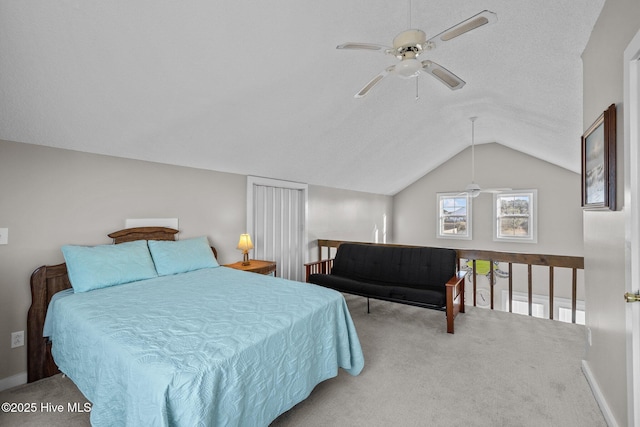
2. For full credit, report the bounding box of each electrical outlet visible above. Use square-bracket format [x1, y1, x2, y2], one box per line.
[0, 228, 7, 245]
[11, 331, 24, 348]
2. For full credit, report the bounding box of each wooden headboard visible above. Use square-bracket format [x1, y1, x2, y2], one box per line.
[27, 227, 217, 383]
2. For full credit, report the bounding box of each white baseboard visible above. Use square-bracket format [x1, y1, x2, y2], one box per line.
[582, 360, 618, 427]
[0, 371, 27, 392]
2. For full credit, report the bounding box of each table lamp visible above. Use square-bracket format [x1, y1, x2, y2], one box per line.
[237, 234, 254, 265]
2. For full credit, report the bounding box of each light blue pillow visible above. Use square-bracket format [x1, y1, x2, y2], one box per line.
[62, 240, 158, 293]
[148, 236, 219, 276]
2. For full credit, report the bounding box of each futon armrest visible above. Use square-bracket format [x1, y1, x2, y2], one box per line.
[446, 270, 467, 288]
[445, 270, 467, 333]
[304, 259, 334, 282]
[445, 270, 466, 303]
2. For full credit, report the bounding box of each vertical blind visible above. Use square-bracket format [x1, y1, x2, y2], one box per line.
[251, 183, 305, 281]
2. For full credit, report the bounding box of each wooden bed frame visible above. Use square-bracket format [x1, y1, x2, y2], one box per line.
[27, 227, 218, 383]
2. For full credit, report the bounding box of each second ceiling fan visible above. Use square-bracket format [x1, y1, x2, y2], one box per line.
[460, 117, 511, 198]
[338, 10, 497, 98]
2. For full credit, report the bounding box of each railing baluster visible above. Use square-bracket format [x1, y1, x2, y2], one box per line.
[508, 263, 513, 313]
[528, 264, 533, 317]
[549, 266, 555, 320]
[472, 260, 477, 307]
[572, 268, 578, 324]
[489, 260, 494, 310]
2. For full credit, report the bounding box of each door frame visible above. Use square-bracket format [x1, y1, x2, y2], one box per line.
[623, 29, 640, 427]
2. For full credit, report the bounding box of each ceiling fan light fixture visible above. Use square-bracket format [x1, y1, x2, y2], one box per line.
[393, 58, 422, 79]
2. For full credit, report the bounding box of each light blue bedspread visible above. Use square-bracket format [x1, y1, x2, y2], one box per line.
[48, 267, 364, 426]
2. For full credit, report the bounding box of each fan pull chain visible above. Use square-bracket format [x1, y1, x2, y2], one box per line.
[415, 78, 419, 100]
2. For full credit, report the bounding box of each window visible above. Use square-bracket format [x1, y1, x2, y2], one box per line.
[437, 193, 471, 239]
[493, 190, 537, 243]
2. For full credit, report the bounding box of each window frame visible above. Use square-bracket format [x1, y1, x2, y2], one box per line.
[436, 192, 472, 240]
[493, 189, 537, 243]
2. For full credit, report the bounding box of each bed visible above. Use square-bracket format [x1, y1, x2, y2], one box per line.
[27, 227, 364, 426]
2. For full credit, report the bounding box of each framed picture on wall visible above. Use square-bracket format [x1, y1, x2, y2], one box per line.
[581, 103, 616, 210]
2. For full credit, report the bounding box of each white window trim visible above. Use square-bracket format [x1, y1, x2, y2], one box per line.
[493, 189, 538, 243]
[436, 192, 472, 240]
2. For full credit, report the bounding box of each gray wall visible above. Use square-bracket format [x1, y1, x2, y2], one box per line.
[581, 0, 640, 425]
[0, 139, 392, 381]
[393, 142, 584, 256]
[308, 185, 392, 246]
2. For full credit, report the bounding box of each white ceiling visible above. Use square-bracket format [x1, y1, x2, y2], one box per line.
[0, 1, 604, 195]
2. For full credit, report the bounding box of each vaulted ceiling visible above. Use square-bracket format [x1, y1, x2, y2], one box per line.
[0, 1, 604, 195]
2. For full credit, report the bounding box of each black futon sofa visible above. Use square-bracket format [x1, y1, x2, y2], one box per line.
[306, 243, 466, 333]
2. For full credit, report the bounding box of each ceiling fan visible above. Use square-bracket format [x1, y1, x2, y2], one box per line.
[337, 10, 497, 98]
[460, 117, 511, 198]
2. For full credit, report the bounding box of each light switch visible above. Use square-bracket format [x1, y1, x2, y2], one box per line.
[0, 228, 8, 245]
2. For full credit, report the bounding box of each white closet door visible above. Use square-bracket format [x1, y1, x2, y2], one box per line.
[247, 177, 307, 281]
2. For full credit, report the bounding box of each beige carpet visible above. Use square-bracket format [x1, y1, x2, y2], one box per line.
[0, 295, 606, 426]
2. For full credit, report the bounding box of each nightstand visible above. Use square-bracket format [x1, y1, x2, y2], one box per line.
[224, 260, 277, 276]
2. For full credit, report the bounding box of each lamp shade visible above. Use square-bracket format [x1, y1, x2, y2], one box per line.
[237, 234, 254, 251]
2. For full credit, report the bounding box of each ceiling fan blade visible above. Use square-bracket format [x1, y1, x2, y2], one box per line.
[457, 187, 511, 198]
[354, 66, 394, 98]
[482, 188, 513, 193]
[452, 183, 480, 197]
[421, 60, 465, 90]
[426, 10, 497, 48]
[337, 42, 394, 55]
